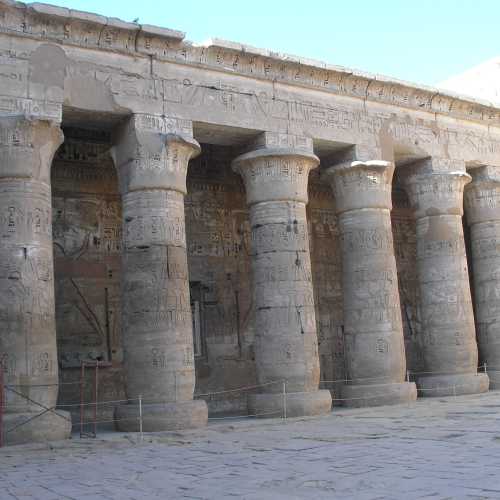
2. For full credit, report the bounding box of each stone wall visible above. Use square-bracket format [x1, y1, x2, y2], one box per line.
[51, 136, 421, 416]
[51, 129, 125, 420]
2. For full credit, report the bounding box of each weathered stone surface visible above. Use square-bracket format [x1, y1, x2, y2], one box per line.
[0, 115, 71, 444]
[5, 393, 500, 498]
[464, 165, 500, 389]
[110, 115, 207, 430]
[2, 410, 72, 446]
[115, 399, 207, 432]
[2, 0, 500, 445]
[404, 163, 489, 396]
[324, 160, 416, 406]
[232, 137, 332, 417]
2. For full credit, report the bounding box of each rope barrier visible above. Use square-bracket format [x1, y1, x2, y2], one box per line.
[321, 380, 406, 386]
[208, 410, 282, 420]
[5, 381, 82, 388]
[319, 366, 487, 385]
[0, 368, 493, 446]
[58, 398, 136, 408]
[1, 366, 487, 392]
[195, 380, 284, 397]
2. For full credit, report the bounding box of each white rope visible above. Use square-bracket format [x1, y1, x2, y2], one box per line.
[319, 366, 487, 385]
[195, 379, 285, 397]
[1, 373, 491, 426]
[208, 410, 282, 420]
[58, 398, 138, 408]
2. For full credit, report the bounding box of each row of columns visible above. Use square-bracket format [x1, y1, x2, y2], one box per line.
[0, 113, 497, 444]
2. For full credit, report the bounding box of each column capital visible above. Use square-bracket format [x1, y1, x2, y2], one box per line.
[464, 165, 500, 224]
[402, 168, 471, 218]
[232, 146, 319, 205]
[323, 160, 394, 214]
[0, 114, 63, 184]
[110, 114, 200, 195]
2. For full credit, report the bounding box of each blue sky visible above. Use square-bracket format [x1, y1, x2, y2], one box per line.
[43, 0, 499, 86]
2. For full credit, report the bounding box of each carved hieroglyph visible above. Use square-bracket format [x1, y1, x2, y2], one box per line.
[111, 114, 207, 431]
[465, 166, 500, 389]
[324, 160, 417, 406]
[232, 136, 332, 417]
[0, 114, 72, 444]
[404, 163, 489, 396]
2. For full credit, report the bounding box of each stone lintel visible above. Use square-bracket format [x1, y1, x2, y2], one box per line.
[322, 144, 385, 166]
[405, 157, 467, 175]
[247, 132, 314, 154]
[110, 114, 200, 195]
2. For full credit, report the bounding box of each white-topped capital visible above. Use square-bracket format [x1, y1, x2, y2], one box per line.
[464, 165, 500, 389]
[324, 158, 416, 407]
[402, 158, 489, 397]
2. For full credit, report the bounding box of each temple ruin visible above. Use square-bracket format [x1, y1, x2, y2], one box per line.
[0, 0, 497, 445]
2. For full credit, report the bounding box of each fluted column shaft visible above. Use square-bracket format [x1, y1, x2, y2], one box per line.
[111, 115, 207, 431]
[0, 115, 71, 444]
[325, 160, 416, 407]
[232, 142, 332, 417]
[464, 166, 500, 389]
[404, 167, 489, 396]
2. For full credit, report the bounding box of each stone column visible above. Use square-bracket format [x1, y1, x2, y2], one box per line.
[111, 115, 207, 431]
[324, 160, 416, 407]
[0, 115, 72, 445]
[232, 135, 332, 417]
[404, 162, 489, 396]
[464, 165, 500, 389]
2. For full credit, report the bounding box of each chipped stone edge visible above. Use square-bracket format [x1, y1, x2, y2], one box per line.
[26, 1, 185, 40]
[1, 0, 499, 125]
[203, 37, 497, 109]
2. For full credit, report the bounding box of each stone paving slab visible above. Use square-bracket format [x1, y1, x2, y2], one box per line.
[2, 393, 500, 499]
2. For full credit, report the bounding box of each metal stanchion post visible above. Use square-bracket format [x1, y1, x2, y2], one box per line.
[282, 381, 287, 422]
[79, 362, 85, 438]
[484, 362, 488, 374]
[0, 368, 3, 448]
[93, 361, 99, 438]
[139, 395, 143, 442]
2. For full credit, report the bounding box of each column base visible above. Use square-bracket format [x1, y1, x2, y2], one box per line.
[248, 390, 332, 418]
[115, 400, 208, 432]
[416, 372, 489, 397]
[486, 370, 500, 390]
[2, 410, 72, 446]
[340, 382, 417, 408]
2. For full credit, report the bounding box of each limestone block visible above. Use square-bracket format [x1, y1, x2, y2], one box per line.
[2, 410, 72, 446]
[115, 400, 207, 432]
